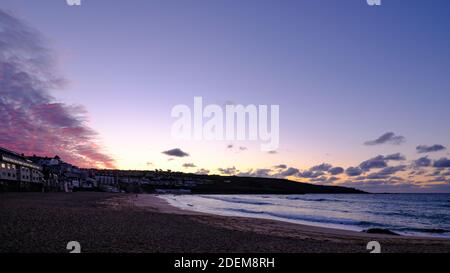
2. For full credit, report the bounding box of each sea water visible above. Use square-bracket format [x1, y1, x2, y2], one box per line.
[159, 194, 450, 238]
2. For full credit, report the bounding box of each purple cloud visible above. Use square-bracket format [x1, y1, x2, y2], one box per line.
[309, 163, 332, 172]
[162, 148, 189, 157]
[328, 167, 344, 175]
[0, 9, 115, 169]
[218, 166, 238, 175]
[416, 144, 446, 154]
[346, 167, 363, 177]
[364, 132, 406, 146]
[434, 158, 450, 168]
[195, 168, 210, 175]
[413, 156, 432, 167]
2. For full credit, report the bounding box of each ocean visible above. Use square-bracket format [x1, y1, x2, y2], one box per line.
[159, 193, 450, 238]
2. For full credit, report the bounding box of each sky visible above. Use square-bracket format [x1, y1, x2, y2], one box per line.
[1, 0, 450, 192]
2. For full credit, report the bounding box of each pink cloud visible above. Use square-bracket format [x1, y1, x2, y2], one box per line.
[0, 9, 115, 169]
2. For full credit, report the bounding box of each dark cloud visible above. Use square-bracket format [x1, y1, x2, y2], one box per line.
[239, 146, 247, 151]
[359, 154, 405, 171]
[359, 155, 388, 171]
[273, 164, 287, 169]
[297, 170, 324, 179]
[309, 163, 332, 172]
[364, 173, 390, 180]
[226, 144, 233, 149]
[345, 167, 363, 177]
[429, 176, 447, 183]
[426, 170, 441, 177]
[218, 167, 238, 175]
[364, 132, 406, 146]
[328, 176, 340, 182]
[409, 169, 427, 176]
[279, 167, 300, 177]
[384, 153, 406, 161]
[237, 169, 254, 176]
[328, 167, 344, 175]
[253, 168, 272, 177]
[434, 158, 450, 168]
[376, 165, 407, 176]
[413, 156, 432, 167]
[182, 163, 196, 168]
[267, 150, 277, 154]
[310, 176, 340, 184]
[389, 176, 405, 182]
[162, 148, 189, 157]
[0, 9, 115, 168]
[195, 168, 210, 175]
[416, 144, 446, 154]
[310, 176, 328, 182]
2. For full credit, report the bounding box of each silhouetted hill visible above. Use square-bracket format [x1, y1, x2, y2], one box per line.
[181, 174, 365, 194]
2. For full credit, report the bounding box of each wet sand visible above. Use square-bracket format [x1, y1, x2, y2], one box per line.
[0, 192, 449, 253]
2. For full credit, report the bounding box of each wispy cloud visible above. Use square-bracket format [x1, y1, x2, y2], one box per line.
[0, 9, 115, 168]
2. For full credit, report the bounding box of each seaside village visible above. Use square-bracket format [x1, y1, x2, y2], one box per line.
[0, 147, 213, 193]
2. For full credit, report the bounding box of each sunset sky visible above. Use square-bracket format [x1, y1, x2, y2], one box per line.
[1, 0, 450, 192]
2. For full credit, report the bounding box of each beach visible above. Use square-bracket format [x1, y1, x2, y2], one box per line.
[1, 192, 449, 253]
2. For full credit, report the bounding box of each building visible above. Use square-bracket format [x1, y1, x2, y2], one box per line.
[0, 147, 44, 191]
[28, 155, 88, 192]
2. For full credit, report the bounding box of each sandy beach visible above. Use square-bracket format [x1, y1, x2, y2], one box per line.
[1, 192, 449, 253]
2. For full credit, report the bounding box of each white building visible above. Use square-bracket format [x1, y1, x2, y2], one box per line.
[0, 147, 44, 191]
[95, 175, 116, 185]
